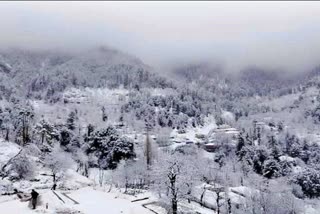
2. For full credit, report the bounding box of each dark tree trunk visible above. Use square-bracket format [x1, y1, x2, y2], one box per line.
[5, 128, 9, 141]
[41, 132, 44, 144]
[22, 115, 26, 145]
[170, 175, 178, 214]
[216, 191, 222, 214]
[186, 184, 191, 203]
[172, 198, 177, 214]
[227, 198, 232, 214]
[84, 164, 89, 177]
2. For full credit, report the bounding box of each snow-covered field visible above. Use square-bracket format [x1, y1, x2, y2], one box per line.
[0, 187, 155, 214]
[70, 187, 154, 214]
[0, 140, 21, 164]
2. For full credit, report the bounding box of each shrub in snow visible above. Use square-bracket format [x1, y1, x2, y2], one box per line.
[113, 159, 149, 193]
[175, 144, 199, 156]
[0, 180, 13, 194]
[221, 111, 235, 126]
[214, 149, 227, 168]
[59, 127, 73, 147]
[308, 149, 320, 169]
[252, 146, 269, 175]
[283, 133, 302, 158]
[22, 143, 41, 157]
[292, 168, 320, 198]
[279, 158, 294, 176]
[292, 184, 305, 199]
[85, 126, 135, 169]
[9, 154, 35, 180]
[262, 158, 281, 178]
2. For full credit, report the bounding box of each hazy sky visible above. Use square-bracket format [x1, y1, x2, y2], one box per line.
[1, 1, 320, 72]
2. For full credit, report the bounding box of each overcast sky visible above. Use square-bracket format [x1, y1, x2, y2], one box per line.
[1, 1, 320, 72]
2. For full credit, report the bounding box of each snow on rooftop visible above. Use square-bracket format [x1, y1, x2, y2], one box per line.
[279, 155, 296, 162]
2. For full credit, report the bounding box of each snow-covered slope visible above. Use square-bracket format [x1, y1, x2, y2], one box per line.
[0, 140, 21, 164]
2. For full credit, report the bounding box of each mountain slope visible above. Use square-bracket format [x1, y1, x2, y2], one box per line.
[0, 47, 174, 102]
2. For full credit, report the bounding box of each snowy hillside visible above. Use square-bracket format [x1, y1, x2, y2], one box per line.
[2, 46, 320, 214]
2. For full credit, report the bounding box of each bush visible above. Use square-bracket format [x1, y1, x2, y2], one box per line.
[262, 158, 281, 178]
[292, 168, 320, 198]
[10, 154, 35, 180]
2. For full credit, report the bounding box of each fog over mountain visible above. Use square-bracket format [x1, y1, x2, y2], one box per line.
[1, 1, 320, 73]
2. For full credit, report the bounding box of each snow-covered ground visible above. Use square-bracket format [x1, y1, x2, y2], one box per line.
[0, 140, 21, 164]
[70, 187, 154, 214]
[0, 187, 155, 214]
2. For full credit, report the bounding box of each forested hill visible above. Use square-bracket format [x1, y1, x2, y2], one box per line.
[1, 46, 320, 124]
[0, 47, 174, 101]
[2, 46, 320, 213]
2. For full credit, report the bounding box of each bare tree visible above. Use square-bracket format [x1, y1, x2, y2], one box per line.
[152, 152, 202, 214]
[44, 145, 74, 183]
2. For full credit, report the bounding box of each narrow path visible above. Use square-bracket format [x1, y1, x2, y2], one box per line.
[61, 192, 80, 204]
[52, 191, 65, 204]
[141, 202, 161, 214]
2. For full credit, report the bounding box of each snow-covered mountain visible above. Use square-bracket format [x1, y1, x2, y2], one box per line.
[2, 46, 320, 214]
[0, 47, 174, 101]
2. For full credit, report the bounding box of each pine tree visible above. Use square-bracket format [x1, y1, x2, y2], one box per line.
[66, 110, 77, 131]
[268, 135, 281, 160]
[236, 131, 246, 160]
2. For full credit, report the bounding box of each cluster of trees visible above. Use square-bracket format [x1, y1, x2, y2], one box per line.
[0, 100, 136, 183]
[0, 48, 175, 103]
[235, 122, 320, 199]
[0, 102, 34, 145]
[3, 48, 320, 213]
[121, 89, 212, 132]
[2, 48, 317, 130]
[1, 101, 320, 213]
[104, 133, 305, 214]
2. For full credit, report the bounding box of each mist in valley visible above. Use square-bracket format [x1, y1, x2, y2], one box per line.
[1, 2, 320, 214]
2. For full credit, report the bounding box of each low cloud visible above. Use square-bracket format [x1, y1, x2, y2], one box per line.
[1, 1, 320, 73]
